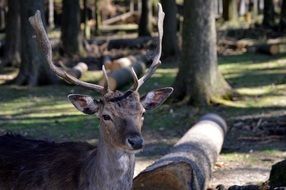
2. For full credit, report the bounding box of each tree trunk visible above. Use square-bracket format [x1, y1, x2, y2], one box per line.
[94, 0, 101, 35]
[83, 0, 88, 38]
[173, 0, 231, 105]
[223, 0, 238, 22]
[133, 114, 227, 190]
[61, 0, 83, 56]
[0, 7, 5, 30]
[138, 0, 152, 37]
[161, 0, 179, 58]
[48, 0, 54, 29]
[280, 0, 286, 31]
[11, 0, 58, 86]
[258, 0, 264, 14]
[2, 0, 20, 67]
[262, 0, 275, 27]
[239, 0, 246, 16]
[250, 0, 258, 21]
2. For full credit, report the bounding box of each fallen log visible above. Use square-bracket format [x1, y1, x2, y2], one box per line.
[102, 11, 135, 25]
[91, 36, 157, 50]
[100, 60, 146, 90]
[132, 114, 228, 190]
[104, 55, 147, 71]
[58, 61, 88, 79]
[99, 54, 150, 90]
[248, 43, 286, 55]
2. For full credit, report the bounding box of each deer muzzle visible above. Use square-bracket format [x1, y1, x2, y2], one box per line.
[126, 135, 144, 150]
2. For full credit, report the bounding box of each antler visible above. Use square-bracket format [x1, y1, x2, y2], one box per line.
[130, 3, 165, 91]
[29, 11, 109, 94]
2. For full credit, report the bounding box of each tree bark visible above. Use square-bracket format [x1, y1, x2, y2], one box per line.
[133, 114, 227, 190]
[223, 0, 238, 22]
[11, 0, 58, 86]
[2, 0, 20, 67]
[173, 0, 231, 105]
[138, 0, 152, 37]
[280, 0, 286, 31]
[61, 0, 83, 56]
[161, 0, 179, 58]
[262, 0, 275, 28]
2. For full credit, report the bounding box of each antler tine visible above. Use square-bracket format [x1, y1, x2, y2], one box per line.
[29, 10, 106, 94]
[129, 67, 139, 91]
[134, 3, 164, 91]
[102, 65, 110, 92]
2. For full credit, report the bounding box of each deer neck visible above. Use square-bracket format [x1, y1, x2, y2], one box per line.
[81, 130, 135, 190]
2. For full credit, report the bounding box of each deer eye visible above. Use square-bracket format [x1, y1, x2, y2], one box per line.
[102, 114, 111, 121]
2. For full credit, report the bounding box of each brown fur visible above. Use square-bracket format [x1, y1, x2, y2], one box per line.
[0, 134, 94, 190]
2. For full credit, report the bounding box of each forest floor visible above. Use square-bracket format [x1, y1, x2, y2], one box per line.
[0, 52, 286, 188]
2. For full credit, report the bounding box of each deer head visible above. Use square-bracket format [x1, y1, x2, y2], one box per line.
[29, 4, 172, 152]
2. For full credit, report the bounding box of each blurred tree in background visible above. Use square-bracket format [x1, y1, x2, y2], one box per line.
[61, 0, 84, 56]
[161, 0, 179, 58]
[280, 0, 286, 31]
[3, 0, 20, 67]
[223, 0, 238, 22]
[263, 0, 275, 28]
[173, 0, 232, 105]
[12, 0, 58, 86]
[138, 0, 152, 36]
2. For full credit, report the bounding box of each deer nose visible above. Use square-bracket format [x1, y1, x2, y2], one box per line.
[127, 136, 144, 150]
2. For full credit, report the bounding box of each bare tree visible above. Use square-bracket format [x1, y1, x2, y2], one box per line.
[173, 0, 231, 105]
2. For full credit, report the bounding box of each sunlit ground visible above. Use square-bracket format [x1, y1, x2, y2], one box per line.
[0, 52, 286, 186]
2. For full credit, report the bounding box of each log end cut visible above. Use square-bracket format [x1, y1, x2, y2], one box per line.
[133, 162, 193, 190]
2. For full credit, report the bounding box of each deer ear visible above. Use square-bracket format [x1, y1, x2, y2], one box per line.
[141, 87, 173, 110]
[68, 94, 100, 115]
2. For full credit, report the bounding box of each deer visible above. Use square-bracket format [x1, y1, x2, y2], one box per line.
[0, 4, 173, 190]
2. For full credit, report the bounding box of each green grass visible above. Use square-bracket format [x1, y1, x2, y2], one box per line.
[0, 52, 286, 142]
